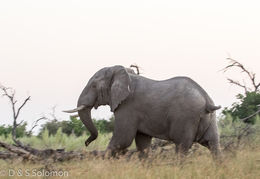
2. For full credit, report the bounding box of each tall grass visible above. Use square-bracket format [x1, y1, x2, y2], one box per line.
[0, 145, 259, 179]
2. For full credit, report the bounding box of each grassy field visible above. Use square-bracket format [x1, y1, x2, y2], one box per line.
[0, 145, 259, 178]
[57, 147, 260, 179]
[0, 132, 260, 179]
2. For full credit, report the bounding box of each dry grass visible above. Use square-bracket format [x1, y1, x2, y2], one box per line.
[1, 145, 259, 179]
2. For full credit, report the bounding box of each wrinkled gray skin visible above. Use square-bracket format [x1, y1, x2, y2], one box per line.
[65, 65, 221, 158]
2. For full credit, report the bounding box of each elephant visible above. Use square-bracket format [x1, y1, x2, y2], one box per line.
[64, 65, 221, 158]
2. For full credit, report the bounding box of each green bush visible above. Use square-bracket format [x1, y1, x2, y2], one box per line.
[94, 116, 114, 134]
[0, 123, 28, 138]
[38, 116, 115, 137]
[218, 114, 260, 150]
[0, 125, 12, 138]
[222, 92, 260, 123]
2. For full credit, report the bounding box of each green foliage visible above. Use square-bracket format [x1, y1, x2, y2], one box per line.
[55, 127, 66, 146]
[16, 122, 28, 138]
[0, 133, 13, 144]
[94, 116, 114, 134]
[218, 113, 260, 149]
[38, 119, 67, 136]
[66, 116, 86, 136]
[39, 127, 67, 149]
[219, 113, 247, 137]
[222, 92, 260, 123]
[0, 125, 12, 138]
[0, 123, 28, 138]
[38, 116, 115, 137]
[42, 127, 50, 147]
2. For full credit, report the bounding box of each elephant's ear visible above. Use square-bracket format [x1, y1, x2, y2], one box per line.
[110, 66, 131, 112]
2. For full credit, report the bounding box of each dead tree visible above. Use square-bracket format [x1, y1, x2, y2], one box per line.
[223, 58, 260, 93]
[0, 85, 30, 144]
[0, 84, 86, 162]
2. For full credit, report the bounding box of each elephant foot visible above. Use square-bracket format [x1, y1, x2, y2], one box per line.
[103, 148, 128, 159]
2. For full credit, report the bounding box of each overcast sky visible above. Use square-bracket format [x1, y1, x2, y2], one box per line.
[0, 0, 260, 132]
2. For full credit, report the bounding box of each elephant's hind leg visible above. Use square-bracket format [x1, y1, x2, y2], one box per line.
[175, 141, 193, 156]
[135, 132, 152, 151]
[198, 122, 221, 159]
[135, 132, 152, 158]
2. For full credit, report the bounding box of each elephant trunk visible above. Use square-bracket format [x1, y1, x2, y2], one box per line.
[78, 108, 98, 146]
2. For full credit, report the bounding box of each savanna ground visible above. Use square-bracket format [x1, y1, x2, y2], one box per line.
[0, 130, 260, 179]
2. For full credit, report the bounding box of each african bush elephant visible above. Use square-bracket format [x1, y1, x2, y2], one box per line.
[64, 65, 221, 158]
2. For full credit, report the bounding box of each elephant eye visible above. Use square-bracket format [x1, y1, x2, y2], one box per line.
[92, 84, 97, 88]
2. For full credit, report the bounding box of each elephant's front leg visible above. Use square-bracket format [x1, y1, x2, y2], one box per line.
[105, 114, 137, 158]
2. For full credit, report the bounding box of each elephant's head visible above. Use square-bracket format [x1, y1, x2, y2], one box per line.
[64, 65, 133, 146]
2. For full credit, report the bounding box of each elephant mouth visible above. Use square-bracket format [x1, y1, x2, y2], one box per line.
[94, 95, 110, 109]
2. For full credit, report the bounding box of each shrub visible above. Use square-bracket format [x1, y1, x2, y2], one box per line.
[222, 92, 260, 124]
[0, 123, 28, 138]
[38, 116, 115, 137]
[218, 114, 260, 150]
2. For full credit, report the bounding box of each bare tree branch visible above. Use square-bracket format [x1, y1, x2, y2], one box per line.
[223, 58, 259, 92]
[28, 116, 47, 136]
[15, 96, 31, 119]
[17, 120, 25, 126]
[256, 82, 260, 90]
[227, 78, 249, 93]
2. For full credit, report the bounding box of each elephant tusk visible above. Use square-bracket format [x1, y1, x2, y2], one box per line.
[63, 105, 86, 113]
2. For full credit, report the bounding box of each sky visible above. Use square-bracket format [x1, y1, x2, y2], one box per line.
[0, 0, 260, 133]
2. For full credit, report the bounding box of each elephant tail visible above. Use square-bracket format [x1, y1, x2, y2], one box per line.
[206, 104, 221, 113]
